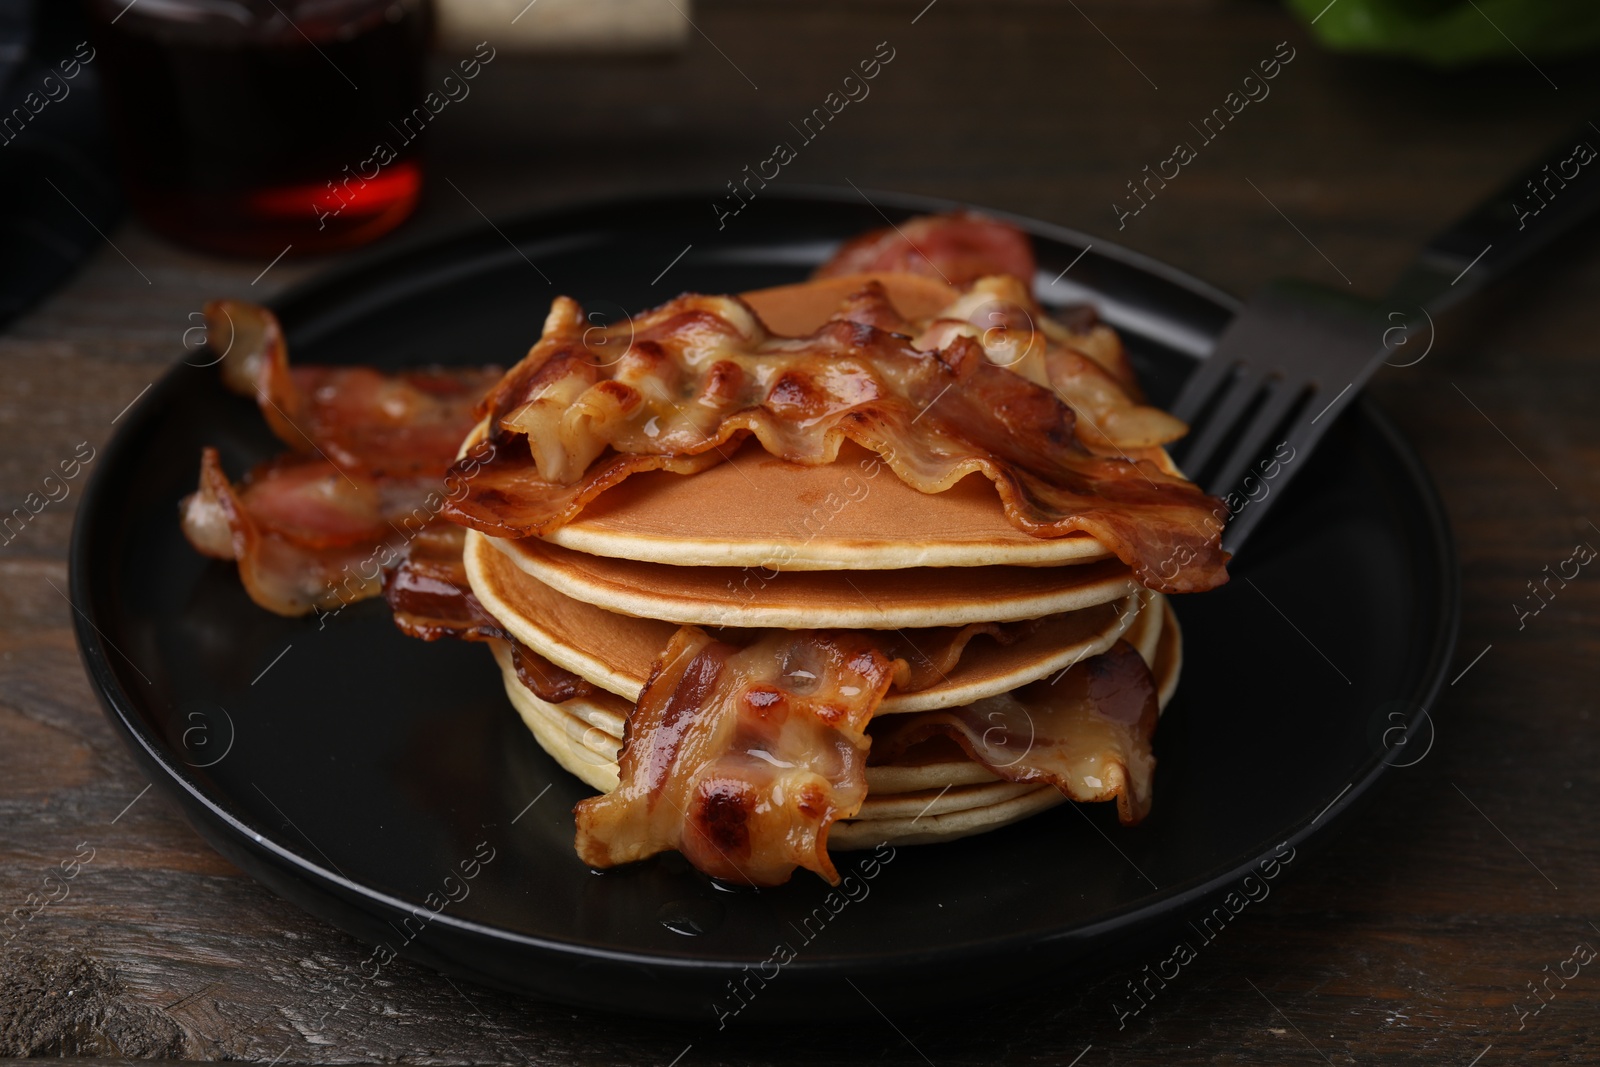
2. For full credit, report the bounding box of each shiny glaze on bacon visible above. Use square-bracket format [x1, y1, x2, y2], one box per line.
[180, 302, 501, 617]
[446, 291, 1228, 594]
[812, 210, 1036, 288]
[507, 641, 595, 704]
[383, 525, 503, 641]
[818, 214, 1172, 449]
[870, 640, 1160, 824]
[574, 627, 896, 886]
[572, 626, 1163, 884]
[911, 276, 1186, 451]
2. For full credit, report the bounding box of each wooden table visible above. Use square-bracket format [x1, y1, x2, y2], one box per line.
[3, 1, 1598, 1062]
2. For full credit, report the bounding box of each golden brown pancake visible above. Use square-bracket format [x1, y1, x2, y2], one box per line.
[739, 271, 958, 335]
[465, 528, 1151, 713]
[479, 530, 1138, 629]
[542, 440, 1114, 570]
[829, 787, 1065, 849]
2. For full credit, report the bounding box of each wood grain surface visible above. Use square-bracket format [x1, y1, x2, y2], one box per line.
[3, 1, 1599, 1063]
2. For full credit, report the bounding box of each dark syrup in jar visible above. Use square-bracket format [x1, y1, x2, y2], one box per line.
[90, 0, 429, 256]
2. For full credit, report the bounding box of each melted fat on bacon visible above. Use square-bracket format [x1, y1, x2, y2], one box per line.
[817, 214, 1165, 446]
[445, 291, 1228, 594]
[574, 627, 896, 886]
[507, 640, 595, 703]
[912, 276, 1184, 451]
[813, 213, 1135, 386]
[207, 299, 502, 478]
[870, 640, 1160, 824]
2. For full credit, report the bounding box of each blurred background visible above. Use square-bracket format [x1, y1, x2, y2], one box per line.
[3, 1, 1599, 1063]
[4, 0, 1599, 313]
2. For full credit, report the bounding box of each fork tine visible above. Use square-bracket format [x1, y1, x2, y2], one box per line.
[1169, 351, 1239, 425]
[1219, 474, 1269, 554]
[1219, 399, 1324, 554]
[1205, 380, 1309, 498]
[1174, 368, 1267, 479]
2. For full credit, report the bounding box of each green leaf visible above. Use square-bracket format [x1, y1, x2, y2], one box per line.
[1286, 0, 1600, 66]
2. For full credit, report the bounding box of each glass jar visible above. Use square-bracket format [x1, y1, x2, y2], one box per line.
[87, 0, 431, 257]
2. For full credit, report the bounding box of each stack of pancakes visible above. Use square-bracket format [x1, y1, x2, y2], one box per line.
[460, 274, 1183, 850]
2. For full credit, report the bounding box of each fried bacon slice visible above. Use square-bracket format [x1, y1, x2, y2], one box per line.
[817, 213, 1169, 447]
[813, 210, 1036, 288]
[575, 627, 1162, 884]
[179, 442, 498, 617]
[444, 292, 1227, 593]
[383, 524, 503, 641]
[871, 640, 1160, 824]
[913, 277, 1184, 450]
[182, 448, 410, 615]
[826, 278, 1179, 451]
[181, 302, 501, 617]
[207, 300, 503, 478]
[574, 627, 896, 886]
[506, 641, 596, 704]
[876, 618, 1038, 693]
[381, 525, 595, 701]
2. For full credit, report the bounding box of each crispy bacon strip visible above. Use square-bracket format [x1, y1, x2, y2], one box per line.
[180, 444, 499, 617]
[381, 525, 594, 701]
[829, 279, 1175, 450]
[876, 618, 1038, 693]
[912, 277, 1184, 450]
[445, 293, 1227, 593]
[871, 640, 1160, 824]
[181, 448, 413, 615]
[207, 300, 503, 478]
[508, 641, 596, 703]
[574, 627, 895, 886]
[813, 210, 1036, 288]
[817, 214, 1163, 443]
[573, 625, 1160, 883]
[182, 302, 501, 616]
[384, 525, 503, 641]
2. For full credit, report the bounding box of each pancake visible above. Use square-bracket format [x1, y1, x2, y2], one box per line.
[480, 530, 1138, 629]
[465, 528, 1150, 713]
[829, 787, 1064, 850]
[487, 596, 1182, 848]
[1152, 597, 1183, 709]
[738, 270, 958, 336]
[492, 596, 1173, 789]
[542, 440, 1115, 570]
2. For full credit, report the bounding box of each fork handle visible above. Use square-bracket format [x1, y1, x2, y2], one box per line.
[1387, 120, 1600, 316]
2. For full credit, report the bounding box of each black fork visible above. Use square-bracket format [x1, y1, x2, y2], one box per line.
[1169, 121, 1600, 555]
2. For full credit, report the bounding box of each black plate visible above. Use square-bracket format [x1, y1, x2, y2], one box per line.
[70, 189, 1459, 1021]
